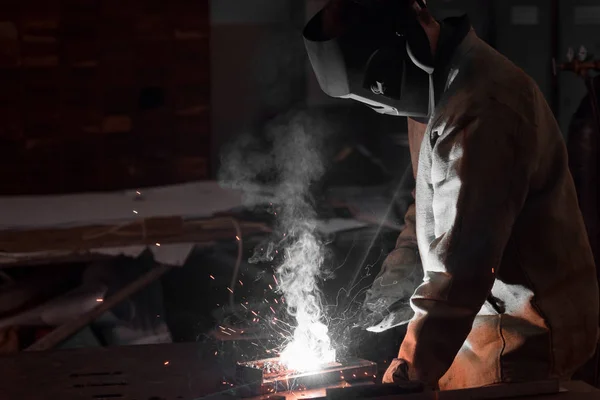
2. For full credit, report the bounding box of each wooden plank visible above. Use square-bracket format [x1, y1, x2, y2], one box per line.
[0, 217, 270, 254]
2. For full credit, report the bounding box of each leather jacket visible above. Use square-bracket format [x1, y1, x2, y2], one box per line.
[385, 19, 598, 390]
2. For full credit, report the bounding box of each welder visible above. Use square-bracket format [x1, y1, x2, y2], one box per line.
[303, 0, 599, 390]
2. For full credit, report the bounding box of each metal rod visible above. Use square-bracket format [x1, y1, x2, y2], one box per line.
[26, 264, 172, 352]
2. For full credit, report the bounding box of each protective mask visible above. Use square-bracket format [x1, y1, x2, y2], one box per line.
[304, 0, 435, 119]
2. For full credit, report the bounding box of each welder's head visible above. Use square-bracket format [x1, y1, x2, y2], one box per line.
[303, 0, 436, 119]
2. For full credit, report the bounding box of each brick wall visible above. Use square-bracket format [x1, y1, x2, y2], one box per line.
[0, 0, 210, 195]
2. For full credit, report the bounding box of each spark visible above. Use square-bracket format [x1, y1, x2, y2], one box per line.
[133, 210, 138, 214]
[274, 299, 279, 304]
[241, 303, 248, 309]
[239, 280, 243, 286]
[268, 284, 273, 290]
[136, 190, 141, 195]
[155, 242, 161, 247]
[96, 298, 103, 302]
[222, 331, 231, 336]
[236, 236, 240, 241]
[270, 306, 276, 314]
[227, 287, 234, 293]
[209, 275, 215, 280]
[251, 311, 258, 316]
[164, 361, 170, 365]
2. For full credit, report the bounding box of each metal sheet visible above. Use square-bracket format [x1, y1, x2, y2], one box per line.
[235, 357, 377, 397]
[511, 6, 539, 25]
[575, 6, 600, 25]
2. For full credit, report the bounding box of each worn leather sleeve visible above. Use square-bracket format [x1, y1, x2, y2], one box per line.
[397, 108, 533, 387]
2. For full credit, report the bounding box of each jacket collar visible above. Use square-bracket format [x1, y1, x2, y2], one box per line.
[432, 15, 473, 105]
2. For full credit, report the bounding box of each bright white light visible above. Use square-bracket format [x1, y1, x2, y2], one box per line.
[280, 320, 336, 372]
[277, 230, 336, 372]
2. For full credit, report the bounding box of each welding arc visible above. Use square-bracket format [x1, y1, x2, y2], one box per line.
[343, 165, 413, 304]
[228, 218, 244, 308]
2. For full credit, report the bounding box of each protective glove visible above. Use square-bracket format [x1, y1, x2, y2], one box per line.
[356, 203, 423, 332]
[383, 358, 410, 383]
[356, 255, 422, 332]
[383, 358, 431, 391]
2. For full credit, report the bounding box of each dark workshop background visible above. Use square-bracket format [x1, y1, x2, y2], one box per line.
[0, 0, 597, 195]
[212, 0, 598, 179]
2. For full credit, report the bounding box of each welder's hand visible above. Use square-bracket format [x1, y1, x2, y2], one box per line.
[383, 358, 429, 391]
[355, 252, 422, 332]
[356, 200, 422, 332]
[382, 358, 409, 384]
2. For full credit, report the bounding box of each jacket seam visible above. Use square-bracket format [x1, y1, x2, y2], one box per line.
[515, 90, 556, 377]
[498, 314, 506, 382]
[513, 229, 555, 376]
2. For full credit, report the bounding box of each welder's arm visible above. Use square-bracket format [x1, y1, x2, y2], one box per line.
[390, 112, 533, 387]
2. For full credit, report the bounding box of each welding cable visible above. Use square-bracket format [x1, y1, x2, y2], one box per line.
[228, 217, 243, 308]
[343, 164, 414, 304]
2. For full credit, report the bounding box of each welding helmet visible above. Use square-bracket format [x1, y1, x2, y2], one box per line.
[303, 0, 434, 119]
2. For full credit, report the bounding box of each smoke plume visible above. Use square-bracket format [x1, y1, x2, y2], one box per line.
[219, 110, 336, 371]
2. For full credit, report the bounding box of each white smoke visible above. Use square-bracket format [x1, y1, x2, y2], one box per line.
[277, 229, 336, 371]
[219, 111, 336, 371]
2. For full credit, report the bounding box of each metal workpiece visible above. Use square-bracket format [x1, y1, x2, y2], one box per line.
[235, 357, 377, 397]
